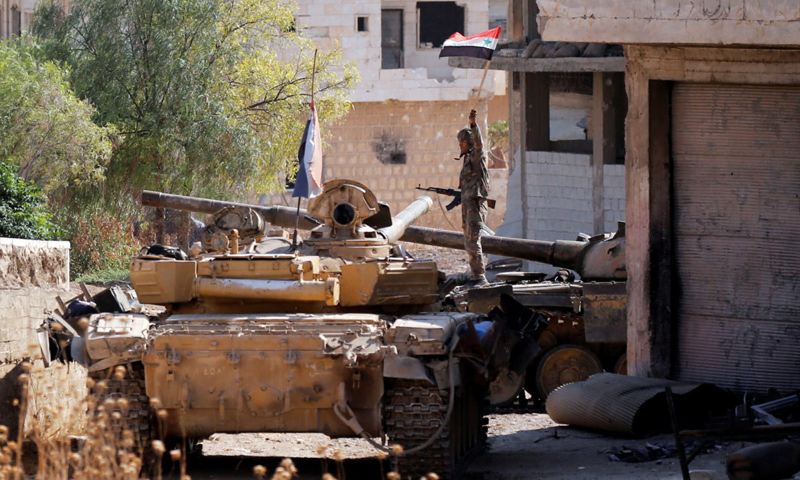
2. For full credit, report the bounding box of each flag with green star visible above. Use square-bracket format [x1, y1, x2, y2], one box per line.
[439, 27, 502, 60]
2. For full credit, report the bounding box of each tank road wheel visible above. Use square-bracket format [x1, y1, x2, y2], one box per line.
[489, 369, 526, 407]
[385, 380, 486, 480]
[535, 344, 603, 399]
[89, 363, 155, 466]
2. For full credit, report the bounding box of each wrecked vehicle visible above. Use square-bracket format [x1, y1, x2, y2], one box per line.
[405, 224, 628, 403]
[41, 179, 545, 479]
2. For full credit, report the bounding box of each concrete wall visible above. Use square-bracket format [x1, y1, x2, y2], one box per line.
[521, 151, 625, 272]
[0, 238, 86, 439]
[295, 0, 495, 102]
[536, 0, 800, 46]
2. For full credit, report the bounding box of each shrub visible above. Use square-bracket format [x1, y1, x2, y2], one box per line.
[0, 161, 59, 240]
[65, 209, 139, 280]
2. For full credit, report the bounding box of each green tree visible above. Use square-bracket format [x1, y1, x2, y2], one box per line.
[0, 161, 59, 240]
[33, 0, 357, 211]
[0, 38, 114, 201]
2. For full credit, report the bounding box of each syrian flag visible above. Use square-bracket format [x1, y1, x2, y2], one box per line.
[293, 102, 324, 199]
[439, 27, 502, 60]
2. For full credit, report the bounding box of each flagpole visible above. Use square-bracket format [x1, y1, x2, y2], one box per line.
[474, 59, 491, 107]
[291, 49, 318, 251]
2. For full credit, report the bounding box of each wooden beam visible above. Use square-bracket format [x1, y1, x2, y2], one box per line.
[510, 0, 524, 41]
[647, 80, 673, 379]
[523, 0, 540, 41]
[524, 72, 550, 151]
[592, 72, 616, 234]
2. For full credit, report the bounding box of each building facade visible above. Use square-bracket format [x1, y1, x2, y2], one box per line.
[1, 0, 33, 39]
[285, 0, 509, 229]
[538, 0, 800, 394]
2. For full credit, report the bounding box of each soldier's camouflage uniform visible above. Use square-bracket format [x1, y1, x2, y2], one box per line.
[459, 122, 490, 281]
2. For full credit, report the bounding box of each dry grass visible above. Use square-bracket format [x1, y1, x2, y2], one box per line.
[0, 364, 435, 480]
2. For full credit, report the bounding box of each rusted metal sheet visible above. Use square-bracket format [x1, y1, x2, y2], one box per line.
[546, 373, 728, 435]
[671, 83, 800, 394]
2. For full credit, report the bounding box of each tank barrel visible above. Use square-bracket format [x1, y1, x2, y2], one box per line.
[377, 196, 434, 243]
[141, 190, 322, 231]
[399, 226, 585, 271]
[141, 189, 625, 280]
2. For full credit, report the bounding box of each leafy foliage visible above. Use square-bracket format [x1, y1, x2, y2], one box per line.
[33, 0, 358, 211]
[0, 161, 59, 240]
[0, 38, 114, 200]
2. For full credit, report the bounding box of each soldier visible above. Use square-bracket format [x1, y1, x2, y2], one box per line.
[457, 108, 490, 287]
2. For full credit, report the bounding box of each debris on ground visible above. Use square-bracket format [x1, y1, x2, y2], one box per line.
[726, 441, 800, 480]
[604, 441, 726, 463]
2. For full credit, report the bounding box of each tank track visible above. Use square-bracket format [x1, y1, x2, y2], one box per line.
[89, 363, 153, 454]
[385, 379, 487, 480]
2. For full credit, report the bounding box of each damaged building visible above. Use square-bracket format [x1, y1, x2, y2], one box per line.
[278, 0, 511, 230]
[465, 0, 800, 395]
[450, 3, 628, 274]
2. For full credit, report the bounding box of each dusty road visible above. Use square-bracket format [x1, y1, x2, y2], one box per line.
[169, 412, 764, 480]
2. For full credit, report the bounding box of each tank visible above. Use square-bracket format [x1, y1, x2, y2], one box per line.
[141, 188, 627, 405]
[407, 225, 628, 405]
[373, 224, 627, 405]
[140, 188, 626, 405]
[52, 179, 548, 480]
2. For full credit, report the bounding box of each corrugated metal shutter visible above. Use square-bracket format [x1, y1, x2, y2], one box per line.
[671, 83, 800, 394]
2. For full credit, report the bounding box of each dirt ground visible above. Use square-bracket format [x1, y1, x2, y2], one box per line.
[189, 412, 771, 480]
[405, 245, 472, 276]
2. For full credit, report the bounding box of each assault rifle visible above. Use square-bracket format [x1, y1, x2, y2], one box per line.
[416, 186, 497, 211]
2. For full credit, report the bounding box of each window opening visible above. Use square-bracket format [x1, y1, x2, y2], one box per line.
[416, 2, 464, 48]
[357, 16, 368, 32]
[11, 5, 21, 36]
[381, 9, 403, 69]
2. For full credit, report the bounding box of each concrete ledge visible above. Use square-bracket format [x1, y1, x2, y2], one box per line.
[449, 56, 626, 73]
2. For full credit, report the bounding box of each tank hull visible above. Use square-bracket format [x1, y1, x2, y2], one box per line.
[142, 313, 386, 438]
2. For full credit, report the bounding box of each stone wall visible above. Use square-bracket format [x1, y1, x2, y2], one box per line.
[1, 0, 38, 40]
[262, 99, 510, 232]
[0, 238, 86, 439]
[603, 163, 626, 232]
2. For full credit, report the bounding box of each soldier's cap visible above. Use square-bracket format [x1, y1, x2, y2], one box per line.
[457, 128, 474, 146]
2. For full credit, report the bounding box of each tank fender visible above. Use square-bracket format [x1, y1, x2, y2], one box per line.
[386, 312, 481, 355]
[427, 358, 461, 389]
[383, 354, 435, 384]
[84, 313, 150, 372]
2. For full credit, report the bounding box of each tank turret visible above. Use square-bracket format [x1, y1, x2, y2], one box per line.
[132, 179, 438, 312]
[141, 189, 625, 281]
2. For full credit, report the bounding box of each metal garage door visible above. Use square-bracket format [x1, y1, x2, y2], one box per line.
[671, 83, 800, 394]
